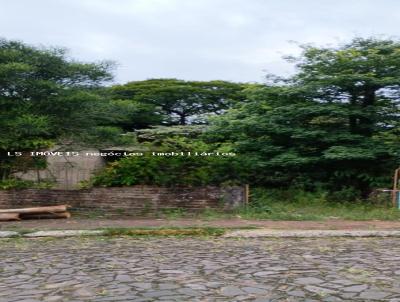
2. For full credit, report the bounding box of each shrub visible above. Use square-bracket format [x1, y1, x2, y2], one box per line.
[0, 178, 54, 189]
[91, 138, 239, 187]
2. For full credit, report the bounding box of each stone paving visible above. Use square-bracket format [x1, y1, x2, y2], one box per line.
[1, 237, 400, 301]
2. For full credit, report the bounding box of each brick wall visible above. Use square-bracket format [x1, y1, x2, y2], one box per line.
[0, 186, 246, 215]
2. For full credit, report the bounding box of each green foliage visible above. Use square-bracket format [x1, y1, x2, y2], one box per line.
[91, 138, 238, 187]
[0, 178, 54, 189]
[2, 37, 400, 203]
[290, 37, 400, 137]
[101, 227, 226, 237]
[206, 37, 400, 196]
[231, 188, 400, 221]
[110, 79, 247, 125]
[79, 126, 137, 148]
[160, 208, 187, 219]
[0, 39, 113, 177]
[135, 125, 205, 142]
[90, 98, 163, 131]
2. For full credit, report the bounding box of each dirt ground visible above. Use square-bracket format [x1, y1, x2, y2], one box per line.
[2, 217, 400, 231]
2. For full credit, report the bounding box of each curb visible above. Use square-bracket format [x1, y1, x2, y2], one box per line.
[2, 229, 400, 238]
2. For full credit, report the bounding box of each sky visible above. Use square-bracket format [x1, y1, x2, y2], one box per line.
[1, 0, 400, 84]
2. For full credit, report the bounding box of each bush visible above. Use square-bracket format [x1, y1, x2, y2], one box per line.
[91, 138, 239, 187]
[0, 178, 54, 189]
[326, 187, 362, 203]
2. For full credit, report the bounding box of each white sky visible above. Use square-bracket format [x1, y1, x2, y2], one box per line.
[1, 0, 400, 84]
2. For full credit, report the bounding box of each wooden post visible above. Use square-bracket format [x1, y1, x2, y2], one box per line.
[392, 168, 400, 207]
[244, 184, 250, 205]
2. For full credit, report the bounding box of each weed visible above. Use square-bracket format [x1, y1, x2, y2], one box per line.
[161, 208, 187, 219]
[100, 226, 226, 237]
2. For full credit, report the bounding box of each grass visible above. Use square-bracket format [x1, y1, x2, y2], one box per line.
[231, 202, 400, 221]
[188, 188, 400, 221]
[81, 201, 400, 221]
[160, 208, 187, 219]
[71, 201, 400, 221]
[100, 226, 226, 237]
[226, 188, 400, 221]
[72, 199, 400, 221]
[47, 188, 400, 221]
[72, 209, 107, 219]
[0, 226, 260, 241]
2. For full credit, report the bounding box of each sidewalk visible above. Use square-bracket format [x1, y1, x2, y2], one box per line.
[2, 217, 400, 231]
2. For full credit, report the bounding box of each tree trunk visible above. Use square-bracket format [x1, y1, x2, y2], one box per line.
[179, 114, 187, 125]
[358, 86, 377, 137]
[348, 94, 358, 134]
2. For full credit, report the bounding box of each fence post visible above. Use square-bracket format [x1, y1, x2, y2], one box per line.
[393, 168, 400, 207]
[244, 184, 250, 205]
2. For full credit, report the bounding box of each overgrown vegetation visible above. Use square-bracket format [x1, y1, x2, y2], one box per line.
[91, 137, 237, 186]
[205, 38, 400, 198]
[233, 188, 400, 221]
[138, 189, 400, 221]
[0, 178, 54, 190]
[72, 189, 400, 220]
[101, 227, 226, 237]
[1, 37, 400, 208]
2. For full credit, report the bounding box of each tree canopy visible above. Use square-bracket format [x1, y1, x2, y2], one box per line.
[0, 39, 114, 150]
[206, 37, 400, 197]
[110, 79, 247, 125]
[0, 39, 114, 177]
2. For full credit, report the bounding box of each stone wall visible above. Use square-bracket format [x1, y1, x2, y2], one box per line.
[0, 186, 247, 215]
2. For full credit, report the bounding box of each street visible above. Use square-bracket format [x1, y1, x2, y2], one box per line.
[1, 237, 400, 301]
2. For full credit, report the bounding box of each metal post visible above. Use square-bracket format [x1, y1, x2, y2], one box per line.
[397, 191, 400, 210]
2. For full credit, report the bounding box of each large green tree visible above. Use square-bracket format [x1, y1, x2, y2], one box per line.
[110, 79, 247, 125]
[0, 39, 113, 177]
[207, 38, 400, 197]
[288, 37, 400, 137]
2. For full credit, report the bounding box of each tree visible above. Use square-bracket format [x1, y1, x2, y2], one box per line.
[89, 98, 163, 131]
[206, 38, 400, 197]
[0, 39, 113, 177]
[110, 79, 247, 125]
[288, 37, 400, 137]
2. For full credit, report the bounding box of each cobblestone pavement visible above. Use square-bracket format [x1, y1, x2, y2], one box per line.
[1, 237, 400, 301]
